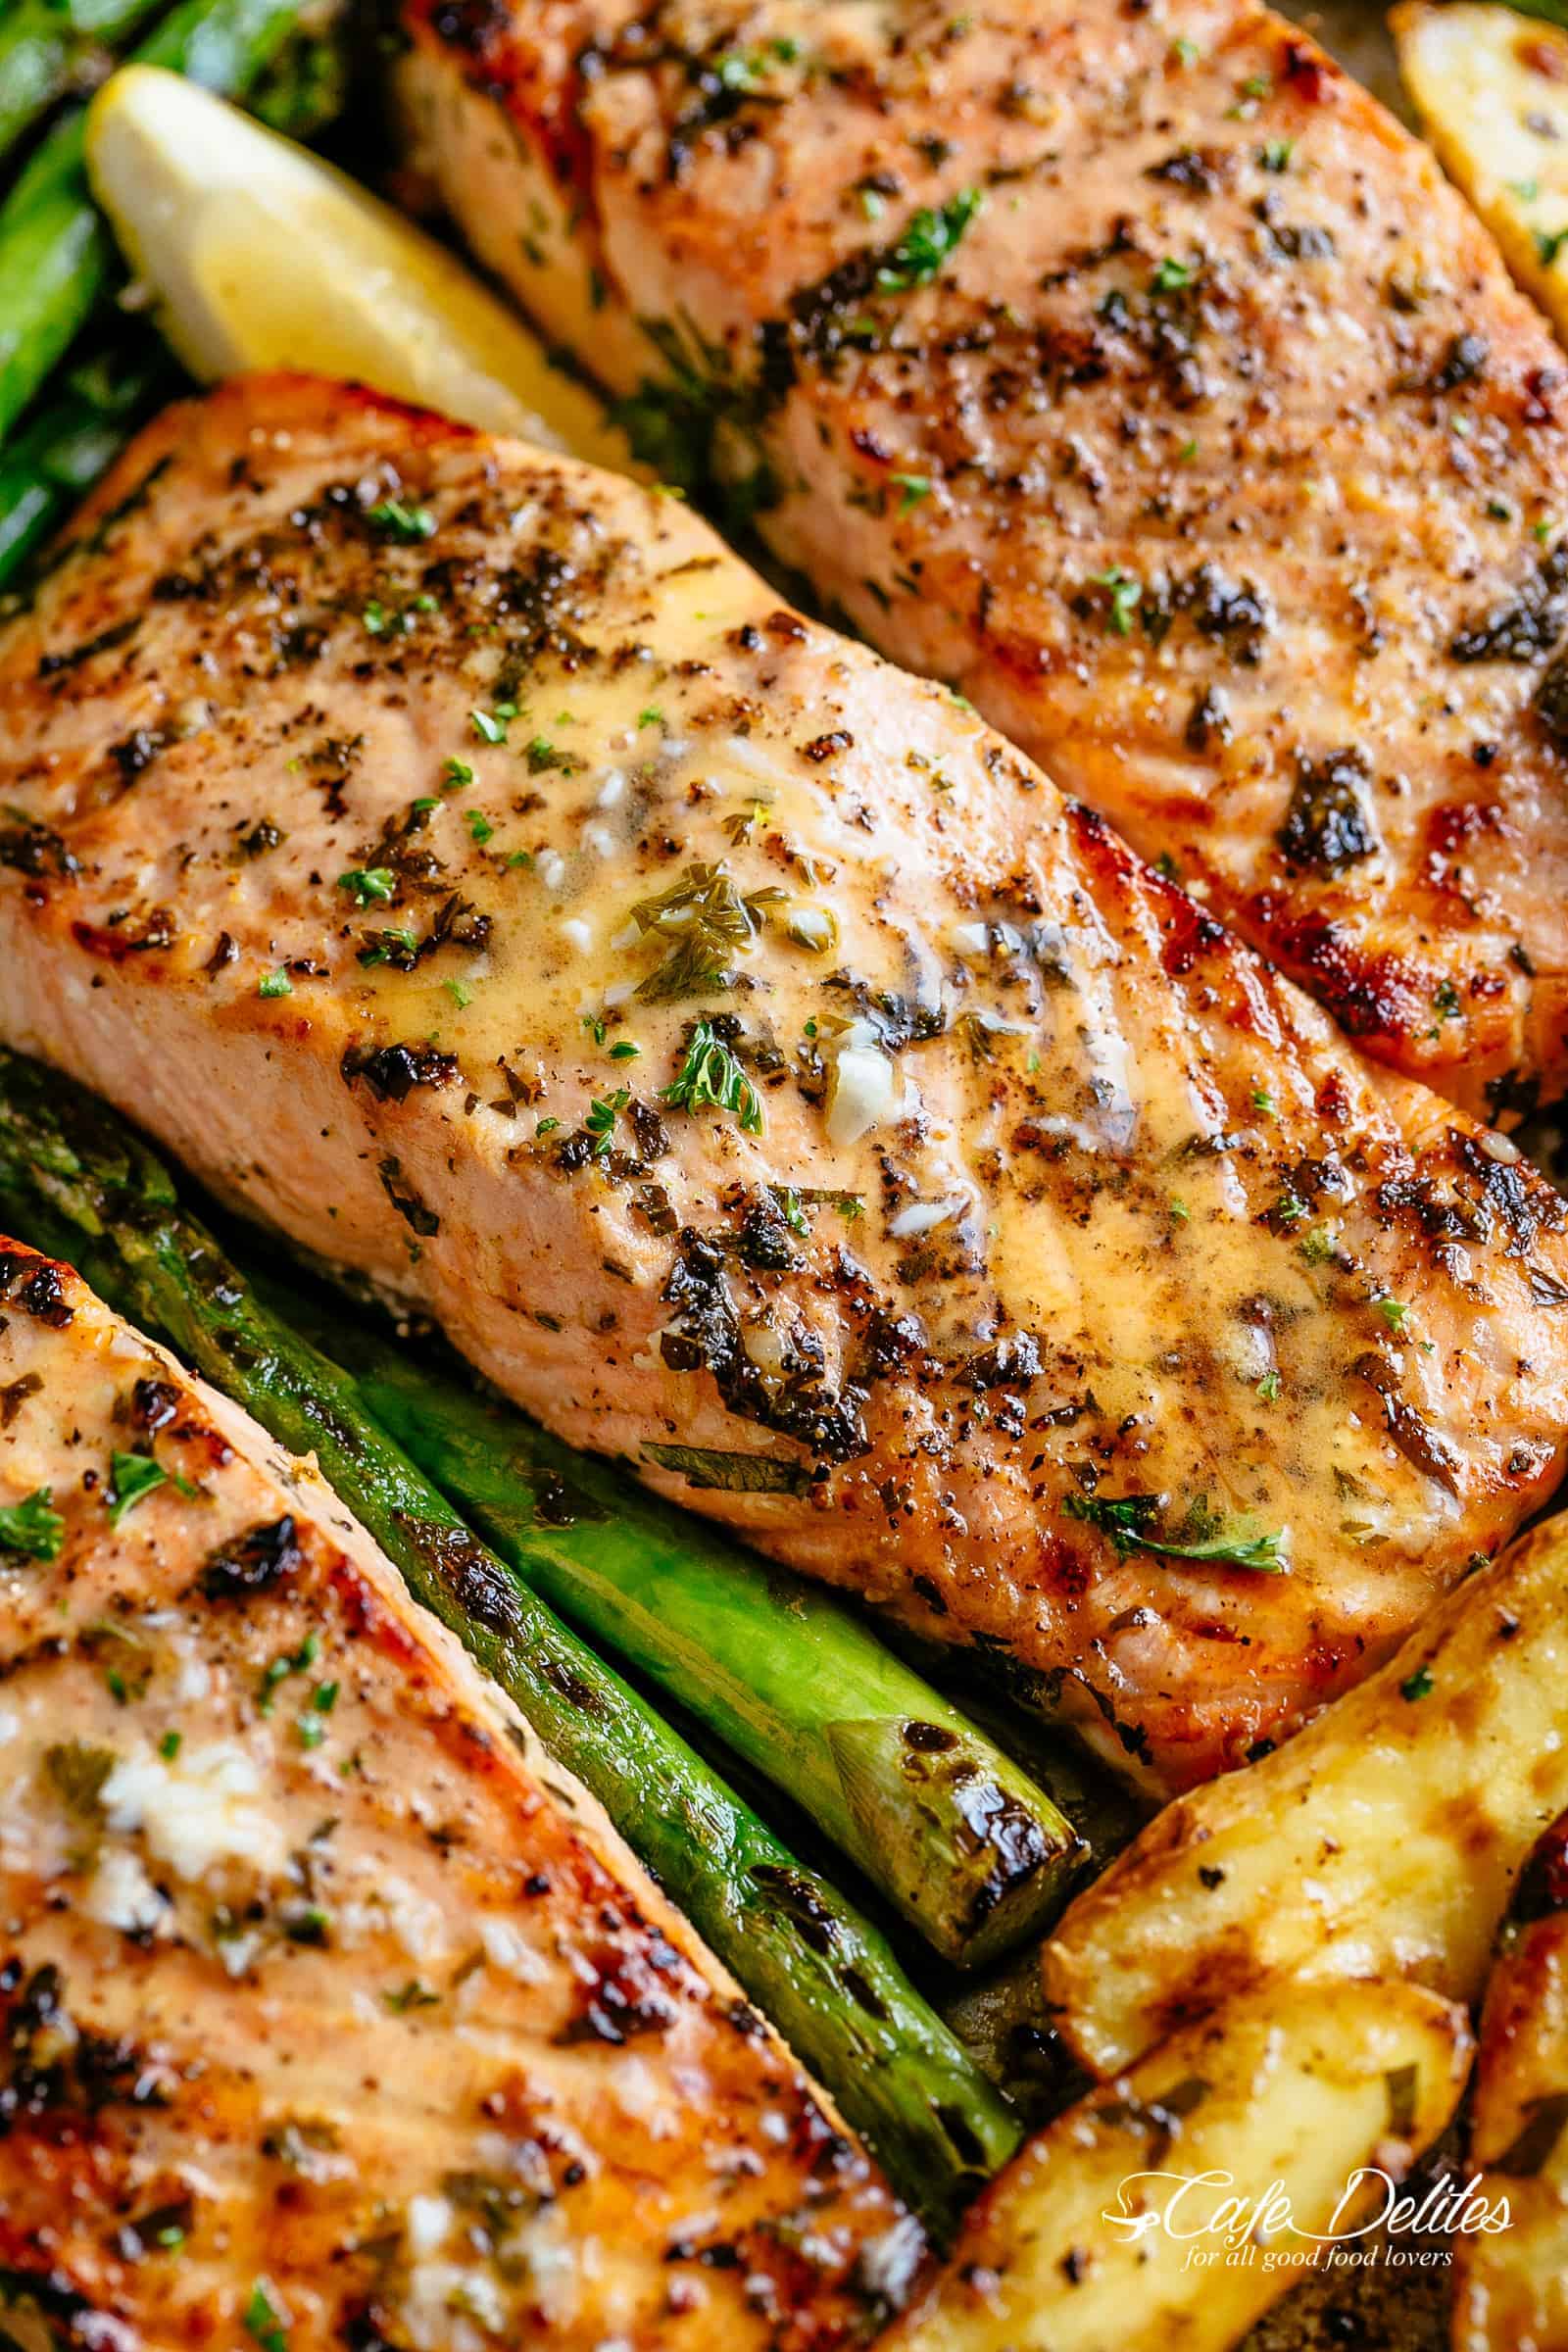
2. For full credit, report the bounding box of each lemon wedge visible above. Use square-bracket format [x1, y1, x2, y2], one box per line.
[84, 64, 633, 469]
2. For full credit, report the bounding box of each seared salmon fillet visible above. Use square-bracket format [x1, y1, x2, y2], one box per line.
[2, 374, 1568, 1794]
[397, 0, 1568, 1120]
[0, 1235, 915, 2348]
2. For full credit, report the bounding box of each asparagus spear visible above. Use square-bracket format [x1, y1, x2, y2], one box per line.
[259, 1276, 1085, 1970]
[0, 332, 174, 588]
[0, 0, 169, 164]
[0, 1047, 1020, 2233]
[0, 0, 305, 442]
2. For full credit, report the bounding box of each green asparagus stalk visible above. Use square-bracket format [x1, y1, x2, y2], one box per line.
[0, 0, 306, 442]
[258, 1276, 1085, 1971]
[0, 1047, 1020, 2234]
[0, 332, 174, 587]
[0, 0, 170, 162]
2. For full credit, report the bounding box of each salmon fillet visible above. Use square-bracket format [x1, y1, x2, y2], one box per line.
[1, 372, 1567, 1794]
[397, 0, 1568, 1121]
[0, 1234, 915, 2348]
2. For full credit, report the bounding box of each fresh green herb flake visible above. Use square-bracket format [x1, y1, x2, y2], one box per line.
[367, 499, 436, 544]
[0, 1486, 65, 1561]
[465, 808, 494, 845]
[384, 1978, 440, 2013]
[1065, 1491, 1288, 1573]
[874, 187, 984, 295]
[244, 2280, 289, 2352]
[258, 970, 293, 1000]
[336, 867, 395, 906]
[1088, 564, 1142, 634]
[661, 1019, 765, 1135]
[1400, 1665, 1434, 1702]
[108, 1451, 166, 1527]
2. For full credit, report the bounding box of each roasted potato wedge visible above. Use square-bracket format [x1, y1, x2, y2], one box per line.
[1046, 1516, 1568, 2078]
[888, 1980, 1471, 2352]
[1452, 1810, 1568, 2352]
[1395, 1, 1568, 340]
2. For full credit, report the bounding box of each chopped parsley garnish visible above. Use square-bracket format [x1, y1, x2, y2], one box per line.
[444, 978, 473, 1009]
[258, 970, 293, 999]
[1088, 564, 1142, 635]
[582, 1011, 608, 1046]
[244, 2280, 289, 2352]
[1538, 227, 1568, 269]
[0, 1486, 65, 1561]
[442, 756, 474, 791]
[259, 1632, 319, 1716]
[160, 1729, 182, 1761]
[465, 808, 494, 845]
[384, 1979, 440, 2012]
[1375, 1296, 1410, 1337]
[336, 866, 395, 906]
[1151, 255, 1195, 292]
[367, 498, 436, 543]
[1433, 978, 1462, 1022]
[661, 1020, 764, 1135]
[1400, 1665, 1434, 1702]
[1299, 1222, 1339, 1267]
[609, 1039, 641, 1061]
[1260, 138, 1294, 172]
[1256, 1370, 1281, 1402]
[1064, 1490, 1288, 1573]
[358, 928, 419, 969]
[470, 704, 514, 746]
[108, 1450, 166, 1527]
[892, 472, 932, 512]
[874, 187, 984, 295]
[637, 707, 665, 729]
[1251, 1086, 1276, 1118]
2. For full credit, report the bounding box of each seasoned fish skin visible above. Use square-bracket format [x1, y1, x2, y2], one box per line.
[397, 0, 1568, 1120]
[0, 1235, 915, 2349]
[1, 374, 1566, 1797]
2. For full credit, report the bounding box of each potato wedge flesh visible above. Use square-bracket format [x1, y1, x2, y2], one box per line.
[889, 1981, 1472, 2352]
[1046, 1517, 1568, 2078]
[1452, 1864, 1568, 2352]
[1395, 1, 1568, 340]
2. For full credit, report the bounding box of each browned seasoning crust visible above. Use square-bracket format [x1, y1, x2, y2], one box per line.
[0, 1236, 915, 2348]
[2, 374, 1568, 1797]
[398, 0, 1568, 1120]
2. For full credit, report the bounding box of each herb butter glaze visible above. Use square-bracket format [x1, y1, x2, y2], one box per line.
[1, 374, 1566, 1790]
